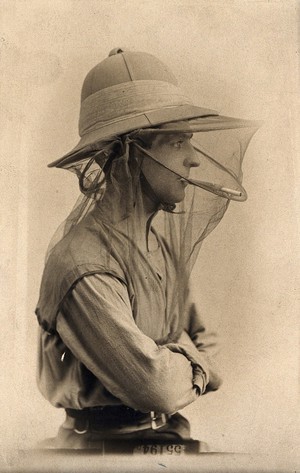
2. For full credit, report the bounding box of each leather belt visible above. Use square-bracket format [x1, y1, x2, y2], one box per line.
[65, 406, 169, 435]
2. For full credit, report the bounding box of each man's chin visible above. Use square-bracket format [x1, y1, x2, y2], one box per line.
[173, 190, 186, 204]
[164, 194, 185, 206]
[157, 188, 186, 207]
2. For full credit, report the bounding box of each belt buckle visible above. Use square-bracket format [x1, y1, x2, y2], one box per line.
[74, 418, 89, 435]
[150, 411, 167, 430]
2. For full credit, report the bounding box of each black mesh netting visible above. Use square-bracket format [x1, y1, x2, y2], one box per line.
[44, 120, 259, 337]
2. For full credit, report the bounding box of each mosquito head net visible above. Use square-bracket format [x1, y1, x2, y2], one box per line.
[45, 48, 261, 334]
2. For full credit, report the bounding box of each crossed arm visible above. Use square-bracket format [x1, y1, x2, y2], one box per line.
[57, 273, 221, 414]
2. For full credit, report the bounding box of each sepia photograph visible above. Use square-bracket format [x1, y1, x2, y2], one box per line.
[1, 1, 299, 472]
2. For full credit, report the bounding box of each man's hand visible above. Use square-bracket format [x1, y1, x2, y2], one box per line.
[177, 330, 222, 393]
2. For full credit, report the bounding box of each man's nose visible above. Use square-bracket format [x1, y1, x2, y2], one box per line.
[184, 145, 200, 168]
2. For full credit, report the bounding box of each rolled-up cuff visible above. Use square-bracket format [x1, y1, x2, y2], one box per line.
[163, 342, 210, 395]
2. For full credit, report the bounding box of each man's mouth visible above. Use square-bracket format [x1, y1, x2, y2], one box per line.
[178, 177, 189, 187]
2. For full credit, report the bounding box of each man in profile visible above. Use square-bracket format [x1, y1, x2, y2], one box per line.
[36, 48, 259, 453]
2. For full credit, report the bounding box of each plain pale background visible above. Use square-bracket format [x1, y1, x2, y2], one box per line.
[1, 0, 299, 470]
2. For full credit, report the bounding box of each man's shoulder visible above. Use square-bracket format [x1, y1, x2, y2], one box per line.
[41, 214, 127, 299]
[51, 213, 107, 260]
[36, 214, 127, 331]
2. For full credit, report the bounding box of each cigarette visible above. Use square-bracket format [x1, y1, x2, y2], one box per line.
[220, 187, 242, 196]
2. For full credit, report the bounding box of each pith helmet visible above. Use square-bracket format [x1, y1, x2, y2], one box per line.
[49, 48, 256, 168]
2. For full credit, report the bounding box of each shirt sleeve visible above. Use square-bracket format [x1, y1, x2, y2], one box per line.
[56, 273, 208, 414]
[184, 299, 223, 393]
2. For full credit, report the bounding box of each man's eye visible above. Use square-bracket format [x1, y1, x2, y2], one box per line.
[174, 140, 184, 149]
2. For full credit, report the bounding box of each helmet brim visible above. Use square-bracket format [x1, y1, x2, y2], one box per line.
[48, 104, 261, 168]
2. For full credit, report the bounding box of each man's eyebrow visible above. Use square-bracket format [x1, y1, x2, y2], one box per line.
[153, 131, 193, 146]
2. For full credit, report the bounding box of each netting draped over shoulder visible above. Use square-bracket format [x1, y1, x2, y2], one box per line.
[45, 121, 259, 327]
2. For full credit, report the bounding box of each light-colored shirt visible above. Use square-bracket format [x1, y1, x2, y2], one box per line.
[37, 207, 221, 413]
